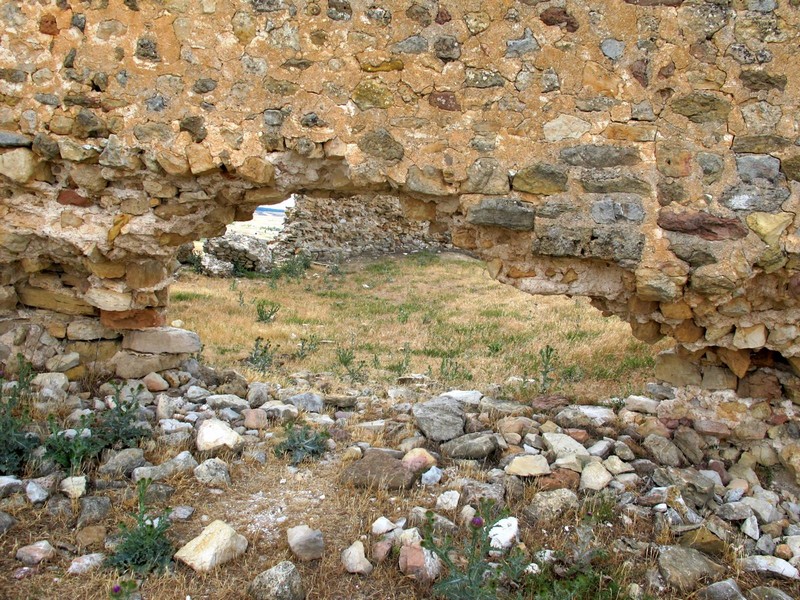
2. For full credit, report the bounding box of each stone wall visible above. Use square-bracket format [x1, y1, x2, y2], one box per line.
[273, 193, 451, 261]
[0, 0, 799, 391]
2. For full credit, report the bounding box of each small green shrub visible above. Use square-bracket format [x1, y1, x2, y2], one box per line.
[438, 357, 472, 383]
[105, 478, 173, 575]
[422, 501, 529, 600]
[336, 344, 367, 382]
[109, 580, 138, 599]
[95, 384, 151, 449]
[537, 345, 557, 393]
[273, 423, 330, 465]
[245, 338, 275, 374]
[44, 414, 105, 474]
[294, 334, 320, 360]
[255, 299, 281, 323]
[0, 355, 39, 476]
[170, 291, 209, 302]
[386, 344, 411, 375]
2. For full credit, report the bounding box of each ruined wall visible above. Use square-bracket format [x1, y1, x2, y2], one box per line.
[0, 0, 799, 388]
[274, 193, 451, 261]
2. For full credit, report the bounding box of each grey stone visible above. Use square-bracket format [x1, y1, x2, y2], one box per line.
[695, 578, 746, 600]
[440, 432, 499, 459]
[534, 224, 592, 257]
[135, 38, 160, 61]
[206, 394, 249, 412]
[412, 396, 465, 442]
[287, 525, 324, 561]
[467, 198, 535, 231]
[543, 432, 589, 459]
[600, 38, 625, 60]
[78, 496, 112, 528]
[554, 405, 616, 429]
[673, 428, 706, 465]
[194, 458, 231, 486]
[523, 489, 579, 522]
[25, 481, 49, 504]
[433, 36, 460, 62]
[286, 392, 323, 413]
[465, 68, 505, 88]
[541, 68, 559, 92]
[580, 171, 651, 195]
[735, 154, 783, 185]
[643, 435, 686, 467]
[249, 560, 306, 600]
[462, 158, 511, 195]
[357, 129, 404, 162]
[560, 145, 640, 168]
[340, 450, 418, 490]
[0, 510, 17, 534]
[0, 476, 23, 498]
[16, 540, 56, 566]
[392, 35, 428, 54]
[740, 496, 782, 524]
[749, 587, 795, 600]
[747, 0, 777, 12]
[657, 545, 725, 592]
[671, 92, 732, 124]
[580, 462, 613, 491]
[99, 447, 149, 477]
[716, 502, 754, 521]
[0, 132, 33, 148]
[512, 163, 568, 195]
[506, 28, 539, 57]
[132, 450, 198, 482]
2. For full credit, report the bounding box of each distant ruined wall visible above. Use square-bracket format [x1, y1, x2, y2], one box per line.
[0, 0, 799, 391]
[274, 193, 451, 261]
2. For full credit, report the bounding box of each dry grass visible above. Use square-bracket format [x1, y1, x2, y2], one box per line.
[170, 252, 669, 402]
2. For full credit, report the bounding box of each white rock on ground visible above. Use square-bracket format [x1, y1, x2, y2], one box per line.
[194, 458, 232, 486]
[505, 454, 551, 477]
[580, 462, 613, 491]
[174, 520, 248, 572]
[60, 476, 87, 499]
[371, 517, 397, 536]
[196, 418, 244, 452]
[287, 525, 324, 561]
[738, 555, 800, 580]
[341, 540, 372, 575]
[435, 490, 460, 511]
[489, 517, 519, 550]
[67, 553, 105, 574]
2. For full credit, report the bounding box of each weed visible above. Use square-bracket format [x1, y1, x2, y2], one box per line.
[581, 492, 617, 524]
[398, 306, 411, 324]
[238, 290, 245, 307]
[386, 344, 412, 375]
[411, 250, 439, 266]
[245, 338, 275, 374]
[105, 478, 173, 575]
[560, 364, 584, 383]
[229, 278, 239, 292]
[0, 354, 38, 476]
[422, 501, 529, 600]
[336, 343, 367, 382]
[438, 357, 472, 383]
[255, 299, 281, 323]
[537, 345, 557, 394]
[96, 383, 151, 449]
[273, 422, 330, 465]
[44, 414, 105, 474]
[487, 341, 503, 356]
[294, 334, 320, 360]
[268, 254, 312, 282]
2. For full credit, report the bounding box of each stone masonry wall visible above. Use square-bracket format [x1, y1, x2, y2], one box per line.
[273, 193, 451, 261]
[0, 0, 799, 392]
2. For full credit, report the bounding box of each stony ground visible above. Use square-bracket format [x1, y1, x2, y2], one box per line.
[2, 349, 800, 600]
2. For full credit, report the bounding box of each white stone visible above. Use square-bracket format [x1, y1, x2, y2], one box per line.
[174, 520, 248, 572]
[67, 553, 105, 574]
[371, 517, 396, 536]
[741, 515, 760, 540]
[580, 462, 613, 491]
[738, 555, 799, 580]
[505, 454, 552, 477]
[341, 540, 372, 575]
[603, 455, 634, 475]
[0, 148, 37, 183]
[435, 490, 461, 511]
[16, 540, 55, 565]
[143, 372, 170, 392]
[122, 327, 202, 354]
[196, 418, 243, 452]
[60, 476, 87, 499]
[32, 372, 69, 392]
[543, 114, 591, 142]
[488, 517, 519, 551]
[543, 432, 589, 459]
[25, 481, 49, 503]
[624, 395, 660, 414]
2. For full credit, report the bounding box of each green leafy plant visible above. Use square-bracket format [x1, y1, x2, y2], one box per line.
[245, 337, 275, 374]
[238, 290, 245, 307]
[44, 414, 106, 474]
[105, 478, 173, 575]
[537, 345, 557, 393]
[336, 344, 367, 382]
[95, 383, 151, 449]
[488, 341, 503, 356]
[273, 422, 330, 465]
[386, 343, 412, 375]
[0, 354, 39, 476]
[422, 501, 529, 600]
[438, 357, 473, 383]
[267, 254, 312, 283]
[294, 334, 320, 360]
[255, 299, 281, 323]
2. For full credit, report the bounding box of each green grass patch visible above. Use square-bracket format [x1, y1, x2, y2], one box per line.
[170, 291, 210, 302]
